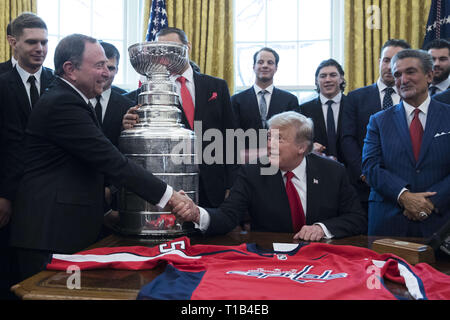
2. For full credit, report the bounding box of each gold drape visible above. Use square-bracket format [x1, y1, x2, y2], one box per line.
[0, 0, 37, 62]
[143, 0, 234, 93]
[345, 0, 431, 92]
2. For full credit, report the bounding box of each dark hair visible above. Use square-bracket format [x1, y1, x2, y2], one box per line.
[391, 49, 434, 74]
[11, 12, 47, 38]
[380, 39, 411, 56]
[253, 47, 280, 66]
[100, 41, 120, 64]
[156, 27, 189, 45]
[314, 59, 346, 93]
[6, 22, 11, 36]
[54, 34, 97, 77]
[423, 39, 450, 52]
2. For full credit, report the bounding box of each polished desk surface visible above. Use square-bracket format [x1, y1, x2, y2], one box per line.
[11, 231, 450, 300]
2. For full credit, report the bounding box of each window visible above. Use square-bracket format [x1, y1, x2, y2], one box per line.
[234, 0, 344, 103]
[37, 0, 145, 90]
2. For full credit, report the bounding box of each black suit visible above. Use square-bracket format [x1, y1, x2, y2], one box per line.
[299, 95, 348, 164]
[10, 78, 167, 255]
[205, 153, 367, 237]
[100, 91, 134, 147]
[0, 60, 13, 75]
[231, 86, 299, 131]
[0, 66, 55, 201]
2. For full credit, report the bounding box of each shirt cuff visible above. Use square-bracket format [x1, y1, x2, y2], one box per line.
[397, 188, 409, 203]
[314, 222, 334, 239]
[156, 185, 173, 208]
[194, 207, 210, 232]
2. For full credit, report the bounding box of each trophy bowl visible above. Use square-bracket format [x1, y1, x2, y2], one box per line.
[128, 41, 189, 79]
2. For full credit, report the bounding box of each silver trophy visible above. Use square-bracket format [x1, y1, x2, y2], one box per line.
[117, 41, 198, 237]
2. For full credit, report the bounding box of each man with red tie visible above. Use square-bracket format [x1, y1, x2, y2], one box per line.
[174, 111, 367, 241]
[362, 49, 450, 237]
[123, 27, 237, 208]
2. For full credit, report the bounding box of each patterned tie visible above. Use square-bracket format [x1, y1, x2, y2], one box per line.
[410, 108, 423, 162]
[258, 90, 268, 128]
[28, 75, 39, 108]
[95, 95, 103, 126]
[429, 86, 438, 96]
[285, 171, 306, 232]
[326, 100, 337, 157]
[177, 76, 195, 130]
[382, 87, 395, 110]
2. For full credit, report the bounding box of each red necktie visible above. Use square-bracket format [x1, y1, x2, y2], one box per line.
[176, 76, 195, 129]
[285, 171, 306, 232]
[409, 108, 423, 162]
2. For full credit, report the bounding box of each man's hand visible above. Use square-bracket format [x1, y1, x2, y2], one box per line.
[168, 190, 200, 224]
[0, 197, 12, 229]
[398, 191, 436, 217]
[293, 225, 325, 242]
[313, 142, 326, 154]
[122, 105, 140, 130]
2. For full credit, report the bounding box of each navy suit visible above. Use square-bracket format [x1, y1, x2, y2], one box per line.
[231, 86, 299, 131]
[433, 88, 450, 105]
[299, 95, 348, 164]
[206, 153, 367, 237]
[0, 60, 13, 75]
[362, 100, 450, 237]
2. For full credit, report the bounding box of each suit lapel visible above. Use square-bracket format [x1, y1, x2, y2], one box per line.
[417, 100, 442, 165]
[393, 102, 416, 165]
[267, 87, 279, 118]
[313, 97, 327, 142]
[305, 155, 321, 225]
[10, 68, 32, 116]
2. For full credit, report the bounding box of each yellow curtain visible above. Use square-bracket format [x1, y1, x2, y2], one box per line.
[0, 0, 37, 62]
[143, 0, 234, 93]
[345, 0, 431, 93]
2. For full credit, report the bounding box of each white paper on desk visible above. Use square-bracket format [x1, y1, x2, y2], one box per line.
[273, 243, 299, 252]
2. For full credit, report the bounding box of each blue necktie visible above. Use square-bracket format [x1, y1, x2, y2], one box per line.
[326, 100, 337, 157]
[382, 87, 395, 110]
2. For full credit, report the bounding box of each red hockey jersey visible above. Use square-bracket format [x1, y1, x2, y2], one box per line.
[46, 237, 450, 300]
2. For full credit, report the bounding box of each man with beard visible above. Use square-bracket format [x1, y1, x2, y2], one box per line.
[424, 39, 450, 96]
[341, 39, 410, 212]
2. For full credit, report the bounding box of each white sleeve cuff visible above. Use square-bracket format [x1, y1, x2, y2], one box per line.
[156, 185, 173, 208]
[314, 222, 334, 239]
[194, 207, 211, 232]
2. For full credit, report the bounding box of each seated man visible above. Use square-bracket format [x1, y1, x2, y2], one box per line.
[174, 111, 367, 241]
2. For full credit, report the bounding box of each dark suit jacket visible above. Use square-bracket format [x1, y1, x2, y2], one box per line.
[299, 95, 348, 164]
[102, 91, 134, 147]
[231, 86, 299, 131]
[205, 153, 367, 238]
[0, 66, 55, 201]
[0, 60, 13, 75]
[9, 78, 167, 253]
[362, 100, 450, 237]
[433, 88, 450, 105]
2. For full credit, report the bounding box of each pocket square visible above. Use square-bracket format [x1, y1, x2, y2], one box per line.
[208, 92, 218, 102]
[434, 131, 450, 138]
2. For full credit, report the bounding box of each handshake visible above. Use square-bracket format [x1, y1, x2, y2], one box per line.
[168, 190, 201, 224]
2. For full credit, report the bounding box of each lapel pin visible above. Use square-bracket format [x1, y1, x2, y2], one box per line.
[313, 179, 319, 184]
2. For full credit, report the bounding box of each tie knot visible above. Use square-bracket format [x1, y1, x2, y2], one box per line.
[385, 87, 395, 95]
[96, 95, 102, 103]
[413, 108, 421, 117]
[259, 89, 268, 96]
[326, 100, 334, 107]
[28, 75, 36, 83]
[285, 171, 295, 180]
[177, 76, 186, 84]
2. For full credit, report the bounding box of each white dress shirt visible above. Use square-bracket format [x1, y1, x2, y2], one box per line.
[171, 64, 196, 106]
[320, 92, 342, 133]
[196, 157, 334, 239]
[253, 83, 274, 117]
[377, 78, 401, 106]
[16, 63, 42, 107]
[397, 95, 431, 201]
[431, 76, 450, 94]
[89, 88, 112, 121]
[58, 77, 173, 208]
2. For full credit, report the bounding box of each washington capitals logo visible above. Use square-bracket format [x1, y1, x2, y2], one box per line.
[227, 266, 348, 284]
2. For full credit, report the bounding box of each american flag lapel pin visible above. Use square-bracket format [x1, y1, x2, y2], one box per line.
[313, 179, 319, 185]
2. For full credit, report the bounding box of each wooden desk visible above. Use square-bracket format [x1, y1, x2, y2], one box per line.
[11, 231, 450, 300]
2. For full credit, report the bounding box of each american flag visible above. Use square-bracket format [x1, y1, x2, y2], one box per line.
[145, 0, 168, 42]
[423, 0, 450, 48]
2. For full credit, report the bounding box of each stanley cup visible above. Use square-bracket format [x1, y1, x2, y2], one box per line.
[117, 41, 198, 236]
